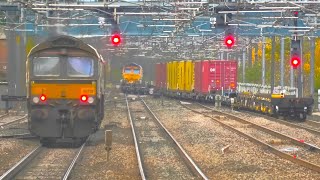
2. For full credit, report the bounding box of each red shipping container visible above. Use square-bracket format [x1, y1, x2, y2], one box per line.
[194, 60, 237, 94]
[0, 39, 8, 74]
[155, 63, 167, 90]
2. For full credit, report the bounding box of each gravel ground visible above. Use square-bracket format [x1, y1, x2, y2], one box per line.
[211, 105, 320, 151]
[0, 139, 39, 175]
[0, 115, 26, 124]
[222, 118, 320, 166]
[144, 97, 320, 179]
[129, 100, 196, 179]
[70, 91, 140, 180]
[16, 148, 78, 179]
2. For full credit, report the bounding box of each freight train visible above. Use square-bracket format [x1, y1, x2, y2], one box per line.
[155, 60, 237, 100]
[121, 62, 152, 94]
[229, 92, 313, 121]
[154, 60, 314, 121]
[26, 35, 105, 145]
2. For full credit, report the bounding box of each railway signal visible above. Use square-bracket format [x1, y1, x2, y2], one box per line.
[291, 39, 301, 69]
[291, 56, 301, 69]
[225, 27, 235, 49]
[111, 33, 121, 46]
[225, 35, 235, 48]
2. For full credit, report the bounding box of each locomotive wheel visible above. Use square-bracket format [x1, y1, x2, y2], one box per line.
[298, 113, 307, 122]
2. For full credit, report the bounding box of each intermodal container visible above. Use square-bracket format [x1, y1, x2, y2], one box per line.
[177, 61, 185, 91]
[0, 39, 7, 75]
[194, 60, 237, 94]
[184, 60, 194, 92]
[155, 63, 167, 90]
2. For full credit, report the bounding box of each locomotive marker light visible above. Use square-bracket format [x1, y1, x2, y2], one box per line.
[40, 94, 46, 102]
[105, 130, 112, 161]
[80, 95, 88, 102]
[33, 96, 40, 103]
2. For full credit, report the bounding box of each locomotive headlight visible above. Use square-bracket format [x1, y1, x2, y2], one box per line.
[33, 97, 40, 104]
[88, 97, 94, 104]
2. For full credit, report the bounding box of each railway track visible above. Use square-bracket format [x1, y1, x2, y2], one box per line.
[0, 115, 30, 139]
[0, 139, 88, 180]
[180, 102, 320, 173]
[216, 105, 320, 137]
[0, 114, 27, 129]
[126, 95, 208, 179]
[0, 113, 9, 119]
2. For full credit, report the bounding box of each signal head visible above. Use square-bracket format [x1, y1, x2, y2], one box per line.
[111, 33, 121, 46]
[291, 56, 301, 69]
[225, 35, 235, 48]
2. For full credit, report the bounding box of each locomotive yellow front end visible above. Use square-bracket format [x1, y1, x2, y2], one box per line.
[121, 63, 150, 94]
[26, 36, 105, 145]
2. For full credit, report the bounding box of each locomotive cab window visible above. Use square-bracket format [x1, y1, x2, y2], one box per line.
[133, 69, 140, 74]
[67, 57, 94, 77]
[124, 68, 131, 73]
[33, 57, 60, 76]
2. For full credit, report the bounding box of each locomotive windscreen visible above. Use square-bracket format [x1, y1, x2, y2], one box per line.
[67, 57, 94, 77]
[33, 57, 60, 76]
[124, 68, 131, 73]
[32, 56, 94, 77]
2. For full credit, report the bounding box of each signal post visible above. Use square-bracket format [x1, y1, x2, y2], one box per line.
[291, 11, 303, 98]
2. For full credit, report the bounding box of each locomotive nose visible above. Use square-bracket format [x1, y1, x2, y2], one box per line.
[31, 109, 49, 120]
[77, 108, 95, 121]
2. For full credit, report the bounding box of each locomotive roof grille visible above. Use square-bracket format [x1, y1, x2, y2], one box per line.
[51, 37, 78, 47]
[28, 35, 99, 59]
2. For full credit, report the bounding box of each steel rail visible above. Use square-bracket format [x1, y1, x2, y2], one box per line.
[305, 120, 320, 129]
[62, 139, 88, 180]
[226, 105, 320, 137]
[125, 95, 146, 180]
[0, 145, 43, 180]
[198, 103, 320, 151]
[0, 113, 8, 119]
[0, 133, 36, 139]
[0, 114, 28, 128]
[141, 98, 208, 180]
[181, 103, 320, 173]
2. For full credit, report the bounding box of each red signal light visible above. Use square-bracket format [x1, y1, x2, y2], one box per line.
[40, 94, 46, 101]
[291, 56, 301, 69]
[80, 95, 88, 102]
[225, 35, 235, 48]
[111, 34, 121, 46]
